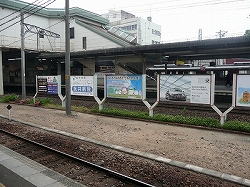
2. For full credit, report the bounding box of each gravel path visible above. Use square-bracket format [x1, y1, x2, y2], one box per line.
[0, 103, 249, 180]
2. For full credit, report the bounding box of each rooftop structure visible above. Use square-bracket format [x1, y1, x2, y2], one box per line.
[102, 10, 161, 45]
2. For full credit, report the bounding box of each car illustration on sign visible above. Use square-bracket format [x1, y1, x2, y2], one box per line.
[165, 88, 186, 101]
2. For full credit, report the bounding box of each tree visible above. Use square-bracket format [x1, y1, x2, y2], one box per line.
[244, 29, 250, 36]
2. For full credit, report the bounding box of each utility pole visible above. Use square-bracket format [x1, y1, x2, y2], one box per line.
[21, 12, 26, 100]
[216, 30, 227, 38]
[198, 29, 202, 40]
[65, 0, 71, 115]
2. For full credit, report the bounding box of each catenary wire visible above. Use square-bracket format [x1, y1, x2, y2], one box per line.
[0, 0, 51, 27]
[92, 0, 248, 14]
[5, 18, 66, 48]
[0, 0, 56, 33]
[129, 0, 249, 15]
[0, 0, 40, 22]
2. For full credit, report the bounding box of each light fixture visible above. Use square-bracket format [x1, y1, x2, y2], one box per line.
[8, 58, 21, 61]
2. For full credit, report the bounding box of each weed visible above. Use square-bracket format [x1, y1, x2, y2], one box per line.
[0, 94, 19, 103]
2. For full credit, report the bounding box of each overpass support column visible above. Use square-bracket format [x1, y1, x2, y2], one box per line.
[0, 50, 3, 95]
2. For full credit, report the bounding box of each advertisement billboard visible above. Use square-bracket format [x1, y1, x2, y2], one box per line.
[160, 75, 211, 104]
[37, 76, 60, 94]
[236, 74, 250, 107]
[106, 75, 142, 99]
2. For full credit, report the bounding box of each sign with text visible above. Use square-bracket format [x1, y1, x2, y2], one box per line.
[37, 76, 60, 94]
[236, 74, 250, 107]
[70, 76, 94, 96]
[160, 75, 211, 104]
[190, 75, 211, 104]
[106, 75, 142, 99]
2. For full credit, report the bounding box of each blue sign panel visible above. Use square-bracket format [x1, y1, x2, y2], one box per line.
[106, 75, 142, 99]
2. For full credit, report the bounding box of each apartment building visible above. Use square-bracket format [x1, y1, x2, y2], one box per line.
[102, 10, 161, 45]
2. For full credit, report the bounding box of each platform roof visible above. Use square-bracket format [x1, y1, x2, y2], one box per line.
[40, 36, 250, 61]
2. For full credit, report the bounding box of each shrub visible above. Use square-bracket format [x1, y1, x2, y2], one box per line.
[34, 101, 41, 107]
[20, 98, 34, 104]
[0, 94, 19, 103]
[20, 97, 52, 106]
[99, 107, 149, 119]
[20, 100, 26, 104]
[223, 121, 250, 133]
[98, 107, 222, 128]
[34, 98, 52, 106]
[4, 95, 249, 133]
[39, 98, 52, 105]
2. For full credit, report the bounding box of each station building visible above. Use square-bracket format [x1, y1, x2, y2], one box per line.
[0, 0, 140, 94]
[1, 1, 248, 97]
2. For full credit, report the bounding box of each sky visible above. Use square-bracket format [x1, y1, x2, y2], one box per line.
[23, 0, 250, 43]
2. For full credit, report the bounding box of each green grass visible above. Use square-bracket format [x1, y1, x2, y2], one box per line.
[1, 94, 250, 133]
[0, 94, 52, 106]
[0, 93, 19, 103]
[92, 107, 250, 133]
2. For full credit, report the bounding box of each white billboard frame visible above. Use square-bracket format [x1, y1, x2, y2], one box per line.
[105, 74, 144, 99]
[235, 74, 250, 107]
[70, 76, 94, 96]
[159, 74, 212, 105]
[34, 75, 65, 106]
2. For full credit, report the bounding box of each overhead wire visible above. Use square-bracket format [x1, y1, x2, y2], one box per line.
[0, 0, 56, 33]
[0, 0, 40, 22]
[0, 0, 48, 27]
[102, 0, 248, 41]
[85, 0, 249, 14]
[1, 0, 248, 46]
[5, 18, 65, 48]
[129, 0, 249, 15]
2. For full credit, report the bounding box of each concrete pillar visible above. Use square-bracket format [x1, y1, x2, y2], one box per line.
[57, 62, 62, 75]
[0, 50, 4, 95]
[79, 59, 95, 75]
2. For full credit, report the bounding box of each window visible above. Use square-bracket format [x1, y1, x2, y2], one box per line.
[152, 29, 161, 36]
[82, 37, 86, 49]
[70, 27, 74, 39]
[39, 30, 44, 38]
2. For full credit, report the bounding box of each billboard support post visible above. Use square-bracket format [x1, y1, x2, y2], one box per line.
[34, 75, 65, 107]
[211, 74, 236, 125]
[93, 74, 106, 111]
[142, 74, 159, 117]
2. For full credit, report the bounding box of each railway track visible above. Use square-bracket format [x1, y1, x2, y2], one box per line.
[0, 120, 246, 187]
[0, 128, 153, 187]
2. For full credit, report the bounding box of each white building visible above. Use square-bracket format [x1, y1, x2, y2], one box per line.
[102, 10, 161, 45]
[0, 0, 139, 95]
[0, 0, 137, 53]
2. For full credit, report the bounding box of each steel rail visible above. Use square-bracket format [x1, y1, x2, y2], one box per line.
[0, 128, 155, 187]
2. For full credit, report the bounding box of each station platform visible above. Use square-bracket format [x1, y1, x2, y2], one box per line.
[214, 85, 232, 95]
[0, 145, 85, 187]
